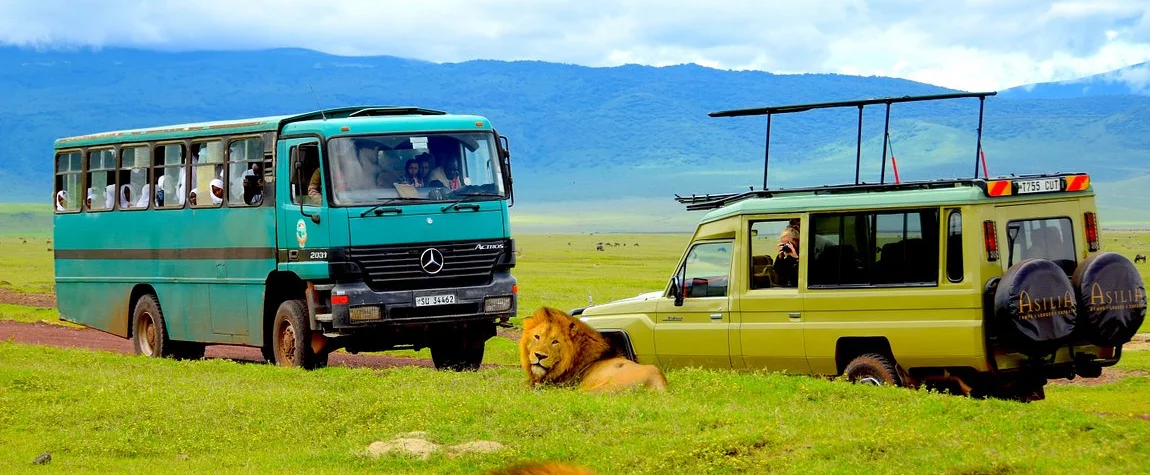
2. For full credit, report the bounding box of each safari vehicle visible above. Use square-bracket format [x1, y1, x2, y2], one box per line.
[52, 106, 517, 371]
[576, 92, 1146, 401]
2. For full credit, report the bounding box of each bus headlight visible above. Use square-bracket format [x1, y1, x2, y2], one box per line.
[483, 296, 513, 313]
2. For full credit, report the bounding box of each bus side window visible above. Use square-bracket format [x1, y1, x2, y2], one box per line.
[292, 144, 321, 205]
[191, 141, 224, 208]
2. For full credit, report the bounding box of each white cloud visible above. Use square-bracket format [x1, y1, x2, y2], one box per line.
[0, 0, 1148, 91]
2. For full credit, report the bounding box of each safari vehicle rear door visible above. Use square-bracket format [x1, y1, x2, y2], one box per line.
[654, 239, 733, 369]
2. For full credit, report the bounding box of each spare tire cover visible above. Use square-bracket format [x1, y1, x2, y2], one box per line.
[1071, 252, 1147, 347]
[993, 258, 1077, 354]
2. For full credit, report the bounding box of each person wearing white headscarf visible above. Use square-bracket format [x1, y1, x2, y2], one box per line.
[189, 189, 198, 207]
[55, 190, 68, 211]
[210, 178, 224, 205]
[136, 184, 152, 209]
[155, 176, 167, 208]
[119, 185, 132, 209]
[86, 188, 95, 209]
[105, 184, 116, 209]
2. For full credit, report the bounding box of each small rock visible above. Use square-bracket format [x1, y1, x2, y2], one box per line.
[366, 438, 440, 460]
[32, 453, 51, 465]
[448, 440, 505, 457]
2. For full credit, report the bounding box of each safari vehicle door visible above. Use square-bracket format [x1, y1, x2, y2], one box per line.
[655, 239, 734, 369]
[731, 216, 808, 373]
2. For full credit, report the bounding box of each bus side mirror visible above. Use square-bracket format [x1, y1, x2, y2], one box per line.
[495, 132, 514, 207]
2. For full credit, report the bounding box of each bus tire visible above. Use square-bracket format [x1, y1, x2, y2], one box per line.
[271, 299, 326, 370]
[843, 353, 902, 386]
[132, 294, 174, 359]
[430, 332, 486, 371]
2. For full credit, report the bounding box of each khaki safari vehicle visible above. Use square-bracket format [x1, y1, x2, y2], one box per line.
[576, 92, 1147, 401]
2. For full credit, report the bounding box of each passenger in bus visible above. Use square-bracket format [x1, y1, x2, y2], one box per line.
[772, 224, 800, 287]
[105, 184, 116, 209]
[85, 188, 94, 209]
[155, 176, 168, 207]
[242, 164, 264, 205]
[56, 190, 68, 211]
[396, 158, 424, 187]
[417, 154, 432, 185]
[307, 168, 322, 203]
[210, 179, 225, 205]
[189, 189, 198, 206]
[136, 183, 152, 209]
[119, 185, 132, 209]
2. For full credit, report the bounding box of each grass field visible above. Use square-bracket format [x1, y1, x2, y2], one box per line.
[0, 342, 1148, 474]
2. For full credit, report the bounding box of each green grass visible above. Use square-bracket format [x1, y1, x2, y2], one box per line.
[0, 304, 74, 327]
[1, 342, 1149, 475]
[0, 236, 55, 295]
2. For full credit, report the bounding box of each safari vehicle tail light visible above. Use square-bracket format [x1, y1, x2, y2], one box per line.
[1084, 211, 1100, 252]
[983, 220, 999, 261]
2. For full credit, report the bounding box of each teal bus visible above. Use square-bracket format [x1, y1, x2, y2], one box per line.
[52, 106, 518, 370]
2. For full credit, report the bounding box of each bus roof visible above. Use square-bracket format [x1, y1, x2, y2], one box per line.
[53, 106, 491, 149]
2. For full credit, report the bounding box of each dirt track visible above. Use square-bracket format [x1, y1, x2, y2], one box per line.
[0, 320, 458, 370]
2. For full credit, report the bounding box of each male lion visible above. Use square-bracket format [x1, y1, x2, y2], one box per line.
[519, 306, 668, 393]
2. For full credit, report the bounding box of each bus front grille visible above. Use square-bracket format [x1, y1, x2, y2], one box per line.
[347, 240, 507, 291]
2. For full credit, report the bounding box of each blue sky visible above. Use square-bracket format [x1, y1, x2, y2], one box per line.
[2, 0, 1149, 92]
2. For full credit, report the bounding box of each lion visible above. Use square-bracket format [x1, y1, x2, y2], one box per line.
[485, 462, 599, 475]
[519, 306, 668, 393]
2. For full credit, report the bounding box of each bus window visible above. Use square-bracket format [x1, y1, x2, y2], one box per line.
[119, 145, 151, 210]
[153, 143, 186, 209]
[291, 144, 322, 206]
[86, 148, 116, 211]
[228, 137, 265, 207]
[191, 141, 224, 208]
[55, 151, 82, 213]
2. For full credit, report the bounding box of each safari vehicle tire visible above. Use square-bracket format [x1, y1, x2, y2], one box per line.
[272, 299, 328, 370]
[431, 333, 486, 371]
[132, 294, 177, 359]
[993, 258, 1077, 355]
[843, 353, 901, 386]
[1071, 252, 1147, 347]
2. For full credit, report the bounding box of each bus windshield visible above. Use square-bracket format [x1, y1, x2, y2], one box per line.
[327, 132, 505, 206]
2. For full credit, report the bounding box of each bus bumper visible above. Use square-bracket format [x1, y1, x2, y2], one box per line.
[327, 273, 517, 329]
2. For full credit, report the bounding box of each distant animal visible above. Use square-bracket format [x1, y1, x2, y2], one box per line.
[596, 243, 604, 251]
[1136, 254, 1146, 264]
[519, 307, 668, 393]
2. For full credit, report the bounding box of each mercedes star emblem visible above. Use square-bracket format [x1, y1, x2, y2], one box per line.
[420, 248, 445, 275]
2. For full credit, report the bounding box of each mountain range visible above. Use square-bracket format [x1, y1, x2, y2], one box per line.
[3, 46, 1150, 229]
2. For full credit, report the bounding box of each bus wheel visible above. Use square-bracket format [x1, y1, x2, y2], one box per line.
[132, 294, 172, 358]
[272, 299, 327, 370]
[431, 332, 486, 371]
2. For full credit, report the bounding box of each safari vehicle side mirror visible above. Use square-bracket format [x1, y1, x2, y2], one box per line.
[670, 274, 685, 307]
[291, 147, 320, 224]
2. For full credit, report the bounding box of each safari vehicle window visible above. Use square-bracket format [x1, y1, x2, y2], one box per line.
[809, 209, 940, 288]
[749, 220, 800, 289]
[1006, 217, 1076, 273]
[326, 132, 506, 207]
[947, 210, 963, 282]
[682, 241, 733, 298]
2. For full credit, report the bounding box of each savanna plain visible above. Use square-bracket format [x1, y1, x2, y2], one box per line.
[0, 205, 1148, 474]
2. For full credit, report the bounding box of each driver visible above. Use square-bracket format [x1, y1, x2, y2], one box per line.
[429, 158, 466, 191]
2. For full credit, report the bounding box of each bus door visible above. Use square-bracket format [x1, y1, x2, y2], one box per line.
[278, 138, 332, 278]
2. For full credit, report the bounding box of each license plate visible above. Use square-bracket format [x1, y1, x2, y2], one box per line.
[1016, 178, 1062, 194]
[415, 294, 456, 307]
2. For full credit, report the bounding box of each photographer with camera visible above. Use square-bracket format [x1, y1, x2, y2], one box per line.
[773, 224, 800, 287]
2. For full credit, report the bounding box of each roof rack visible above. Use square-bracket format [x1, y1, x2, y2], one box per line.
[689, 91, 998, 210]
[348, 106, 447, 117]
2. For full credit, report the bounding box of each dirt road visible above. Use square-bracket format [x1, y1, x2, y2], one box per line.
[0, 320, 454, 370]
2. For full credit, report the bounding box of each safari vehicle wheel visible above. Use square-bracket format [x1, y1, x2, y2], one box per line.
[431, 333, 486, 371]
[844, 353, 902, 386]
[272, 299, 328, 370]
[132, 294, 174, 358]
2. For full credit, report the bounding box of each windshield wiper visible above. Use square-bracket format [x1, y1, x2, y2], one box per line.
[440, 192, 501, 212]
[359, 197, 422, 217]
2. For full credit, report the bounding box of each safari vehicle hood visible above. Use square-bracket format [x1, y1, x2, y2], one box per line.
[581, 289, 665, 317]
[344, 201, 509, 247]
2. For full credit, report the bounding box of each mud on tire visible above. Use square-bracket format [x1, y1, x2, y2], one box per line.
[1071, 251, 1147, 347]
[992, 258, 1077, 355]
[271, 299, 328, 370]
[132, 294, 175, 358]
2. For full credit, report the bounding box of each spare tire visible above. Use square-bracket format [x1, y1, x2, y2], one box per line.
[993, 259, 1077, 355]
[1071, 252, 1147, 347]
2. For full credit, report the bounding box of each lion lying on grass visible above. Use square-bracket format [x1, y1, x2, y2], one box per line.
[519, 307, 668, 393]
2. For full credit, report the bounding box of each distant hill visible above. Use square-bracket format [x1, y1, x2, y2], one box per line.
[3, 46, 1150, 227]
[1000, 62, 1150, 99]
